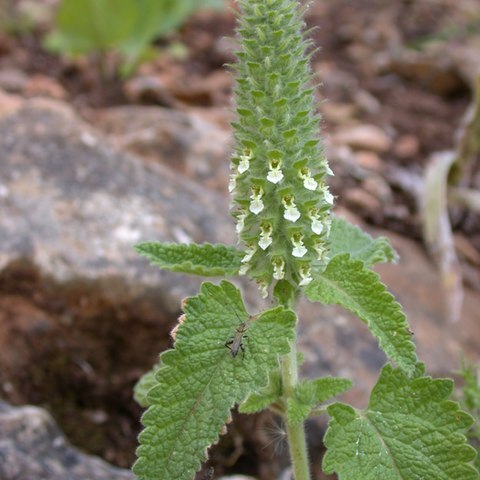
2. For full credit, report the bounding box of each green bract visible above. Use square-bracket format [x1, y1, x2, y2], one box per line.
[230, 0, 333, 295]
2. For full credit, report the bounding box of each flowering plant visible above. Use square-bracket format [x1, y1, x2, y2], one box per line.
[132, 1, 479, 479]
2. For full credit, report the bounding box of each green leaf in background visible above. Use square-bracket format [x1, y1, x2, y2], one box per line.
[135, 242, 242, 276]
[328, 216, 398, 267]
[46, 0, 225, 72]
[133, 360, 161, 408]
[305, 254, 417, 376]
[286, 377, 353, 424]
[323, 363, 479, 479]
[133, 281, 296, 480]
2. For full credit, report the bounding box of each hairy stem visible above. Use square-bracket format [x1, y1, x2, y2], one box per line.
[281, 341, 311, 480]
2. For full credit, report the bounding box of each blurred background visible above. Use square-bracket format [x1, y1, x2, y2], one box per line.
[0, 0, 479, 479]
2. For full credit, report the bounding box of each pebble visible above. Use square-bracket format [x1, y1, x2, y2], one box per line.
[344, 187, 382, 212]
[332, 124, 392, 153]
[393, 134, 420, 159]
[354, 150, 384, 172]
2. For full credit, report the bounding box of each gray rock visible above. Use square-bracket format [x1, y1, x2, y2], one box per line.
[0, 401, 134, 480]
[0, 98, 235, 315]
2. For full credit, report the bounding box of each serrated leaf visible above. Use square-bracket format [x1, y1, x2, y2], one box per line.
[134, 281, 296, 480]
[239, 370, 282, 414]
[323, 363, 479, 480]
[328, 216, 398, 266]
[135, 242, 242, 276]
[305, 254, 417, 376]
[287, 377, 353, 424]
[134, 361, 161, 408]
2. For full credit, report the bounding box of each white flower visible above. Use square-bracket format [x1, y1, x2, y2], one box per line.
[239, 264, 250, 275]
[304, 177, 318, 190]
[299, 167, 318, 191]
[237, 148, 253, 174]
[324, 189, 334, 205]
[272, 257, 285, 280]
[309, 208, 324, 235]
[235, 211, 247, 234]
[311, 218, 323, 235]
[242, 244, 256, 263]
[284, 204, 300, 222]
[258, 280, 269, 298]
[258, 224, 272, 250]
[292, 234, 307, 258]
[228, 174, 237, 193]
[238, 156, 250, 174]
[299, 266, 312, 286]
[314, 241, 327, 261]
[249, 186, 264, 215]
[267, 158, 284, 184]
[325, 165, 334, 176]
[282, 195, 300, 222]
[267, 167, 284, 184]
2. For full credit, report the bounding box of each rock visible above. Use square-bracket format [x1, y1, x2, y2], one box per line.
[385, 50, 467, 97]
[95, 106, 231, 191]
[0, 68, 28, 93]
[343, 187, 382, 213]
[123, 75, 177, 107]
[24, 74, 67, 100]
[361, 175, 393, 203]
[0, 99, 236, 316]
[393, 134, 420, 159]
[321, 102, 358, 125]
[0, 89, 22, 119]
[0, 401, 134, 480]
[354, 151, 384, 172]
[332, 124, 392, 153]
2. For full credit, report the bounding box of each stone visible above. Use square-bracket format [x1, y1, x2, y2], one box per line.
[0, 68, 28, 93]
[0, 401, 135, 480]
[332, 124, 392, 153]
[354, 151, 384, 172]
[393, 134, 420, 159]
[24, 74, 67, 100]
[0, 99, 237, 316]
[95, 106, 231, 191]
[0, 88, 22, 119]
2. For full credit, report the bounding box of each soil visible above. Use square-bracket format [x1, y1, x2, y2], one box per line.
[0, 1, 478, 479]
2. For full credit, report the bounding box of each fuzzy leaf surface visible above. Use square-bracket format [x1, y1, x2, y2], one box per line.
[287, 377, 353, 424]
[328, 216, 398, 266]
[323, 364, 479, 479]
[135, 242, 242, 276]
[305, 254, 417, 375]
[134, 281, 296, 480]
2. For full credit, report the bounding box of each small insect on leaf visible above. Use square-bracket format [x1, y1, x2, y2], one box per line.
[225, 322, 248, 358]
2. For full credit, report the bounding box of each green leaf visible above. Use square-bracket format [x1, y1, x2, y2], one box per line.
[239, 370, 282, 414]
[323, 363, 479, 480]
[134, 361, 161, 408]
[305, 254, 417, 376]
[135, 242, 242, 276]
[287, 377, 353, 424]
[134, 281, 296, 480]
[328, 216, 398, 266]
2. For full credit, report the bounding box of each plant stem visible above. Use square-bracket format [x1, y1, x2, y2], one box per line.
[281, 341, 311, 480]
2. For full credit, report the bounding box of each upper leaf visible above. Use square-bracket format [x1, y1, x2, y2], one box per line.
[305, 254, 417, 376]
[323, 363, 479, 480]
[287, 377, 353, 424]
[135, 242, 242, 276]
[328, 216, 398, 267]
[133, 281, 296, 480]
